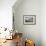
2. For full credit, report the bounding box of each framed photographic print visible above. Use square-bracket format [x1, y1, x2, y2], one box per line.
[23, 15, 36, 25]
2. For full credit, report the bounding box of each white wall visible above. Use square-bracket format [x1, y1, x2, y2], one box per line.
[13, 0, 41, 46]
[13, 0, 46, 46]
[0, 0, 16, 30]
[41, 0, 46, 46]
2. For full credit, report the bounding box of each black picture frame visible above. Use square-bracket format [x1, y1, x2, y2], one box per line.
[23, 15, 36, 25]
